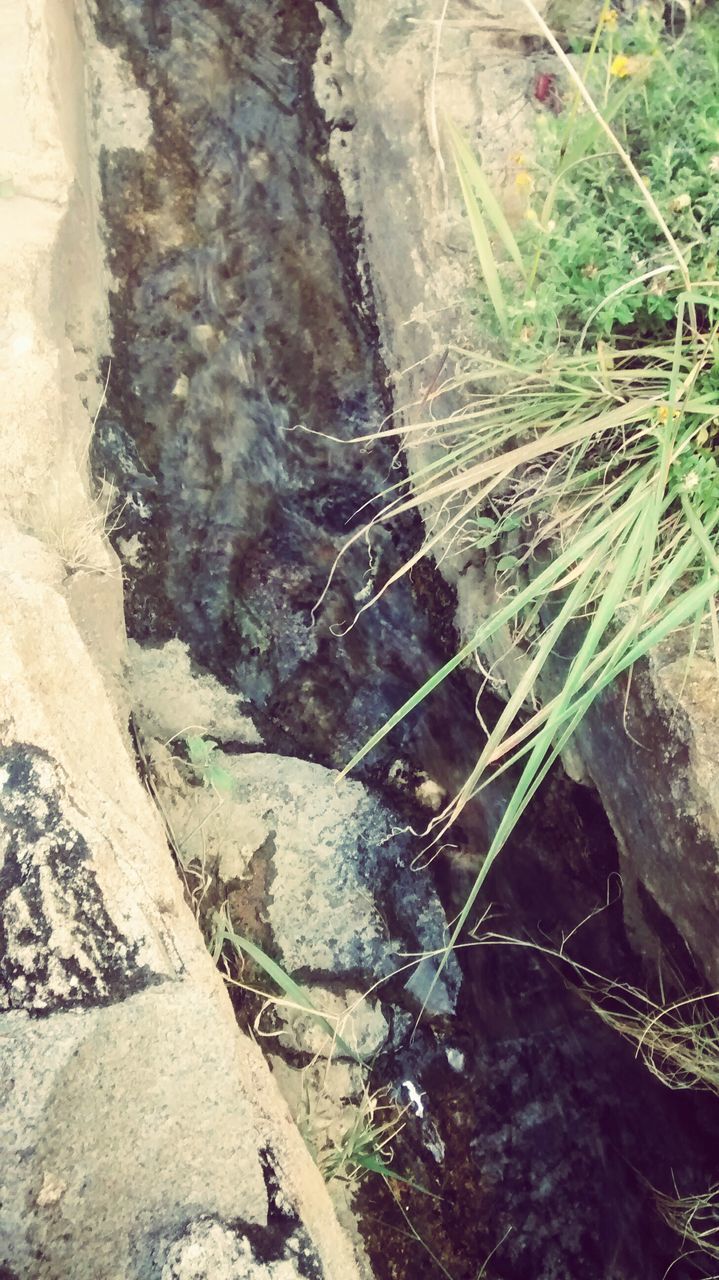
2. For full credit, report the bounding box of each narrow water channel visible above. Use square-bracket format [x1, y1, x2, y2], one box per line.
[91, 2, 718, 1276]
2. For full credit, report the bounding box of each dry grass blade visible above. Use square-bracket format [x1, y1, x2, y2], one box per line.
[656, 1184, 719, 1265]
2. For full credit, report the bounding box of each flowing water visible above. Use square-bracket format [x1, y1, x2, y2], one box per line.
[91, 2, 718, 1275]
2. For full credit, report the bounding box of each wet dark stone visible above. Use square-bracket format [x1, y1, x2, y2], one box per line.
[0, 744, 163, 1013]
[360, 988, 718, 1280]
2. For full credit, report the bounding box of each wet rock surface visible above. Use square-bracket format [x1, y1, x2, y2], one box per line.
[91, 0, 482, 798]
[90, 2, 719, 1278]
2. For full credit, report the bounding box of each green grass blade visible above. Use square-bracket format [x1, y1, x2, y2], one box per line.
[352, 1152, 435, 1196]
[445, 117, 526, 277]
[450, 144, 509, 338]
[340, 486, 647, 779]
[418, 507, 652, 1015]
[217, 919, 362, 1063]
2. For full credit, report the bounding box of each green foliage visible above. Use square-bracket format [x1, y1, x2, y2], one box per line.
[502, 5, 719, 348]
[210, 910, 433, 1193]
[184, 734, 235, 794]
[319, 1086, 429, 1193]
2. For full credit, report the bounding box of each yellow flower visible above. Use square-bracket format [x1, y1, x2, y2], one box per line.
[612, 53, 652, 79]
[601, 6, 618, 29]
[610, 53, 631, 77]
[515, 170, 533, 190]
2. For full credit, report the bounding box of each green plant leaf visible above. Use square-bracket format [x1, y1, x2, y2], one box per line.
[215, 918, 363, 1064]
[352, 1151, 435, 1196]
[445, 116, 526, 276]
[186, 734, 217, 767]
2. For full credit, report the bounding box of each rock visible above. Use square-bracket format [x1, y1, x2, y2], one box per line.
[316, 0, 540, 405]
[127, 637, 262, 747]
[573, 645, 719, 983]
[126, 717, 462, 1017]
[276, 987, 389, 1060]
[0, 739, 165, 1013]
[0, 4, 364, 1277]
[159, 1214, 322, 1280]
[178, 750, 461, 1015]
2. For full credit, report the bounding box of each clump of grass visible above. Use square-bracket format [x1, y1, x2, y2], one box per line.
[317, 1084, 409, 1189]
[314, 0, 719, 1003]
[37, 479, 124, 577]
[590, 983, 719, 1096]
[473, 921, 719, 1095]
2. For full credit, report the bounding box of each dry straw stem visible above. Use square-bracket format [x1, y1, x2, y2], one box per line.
[656, 1183, 719, 1267]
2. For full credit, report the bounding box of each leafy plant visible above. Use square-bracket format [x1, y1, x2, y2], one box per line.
[316, 0, 719, 1005]
[482, 2, 719, 350]
[318, 1084, 425, 1192]
[185, 733, 235, 794]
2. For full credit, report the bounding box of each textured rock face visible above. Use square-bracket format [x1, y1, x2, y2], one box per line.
[576, 648, 719, 983]
[208, 752, 460, 1009]
[318, 0, 719, 984]
[126, 637, 460, 1018]
[0, 4, 364, 1277]
[0, 739, 163, 1012]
